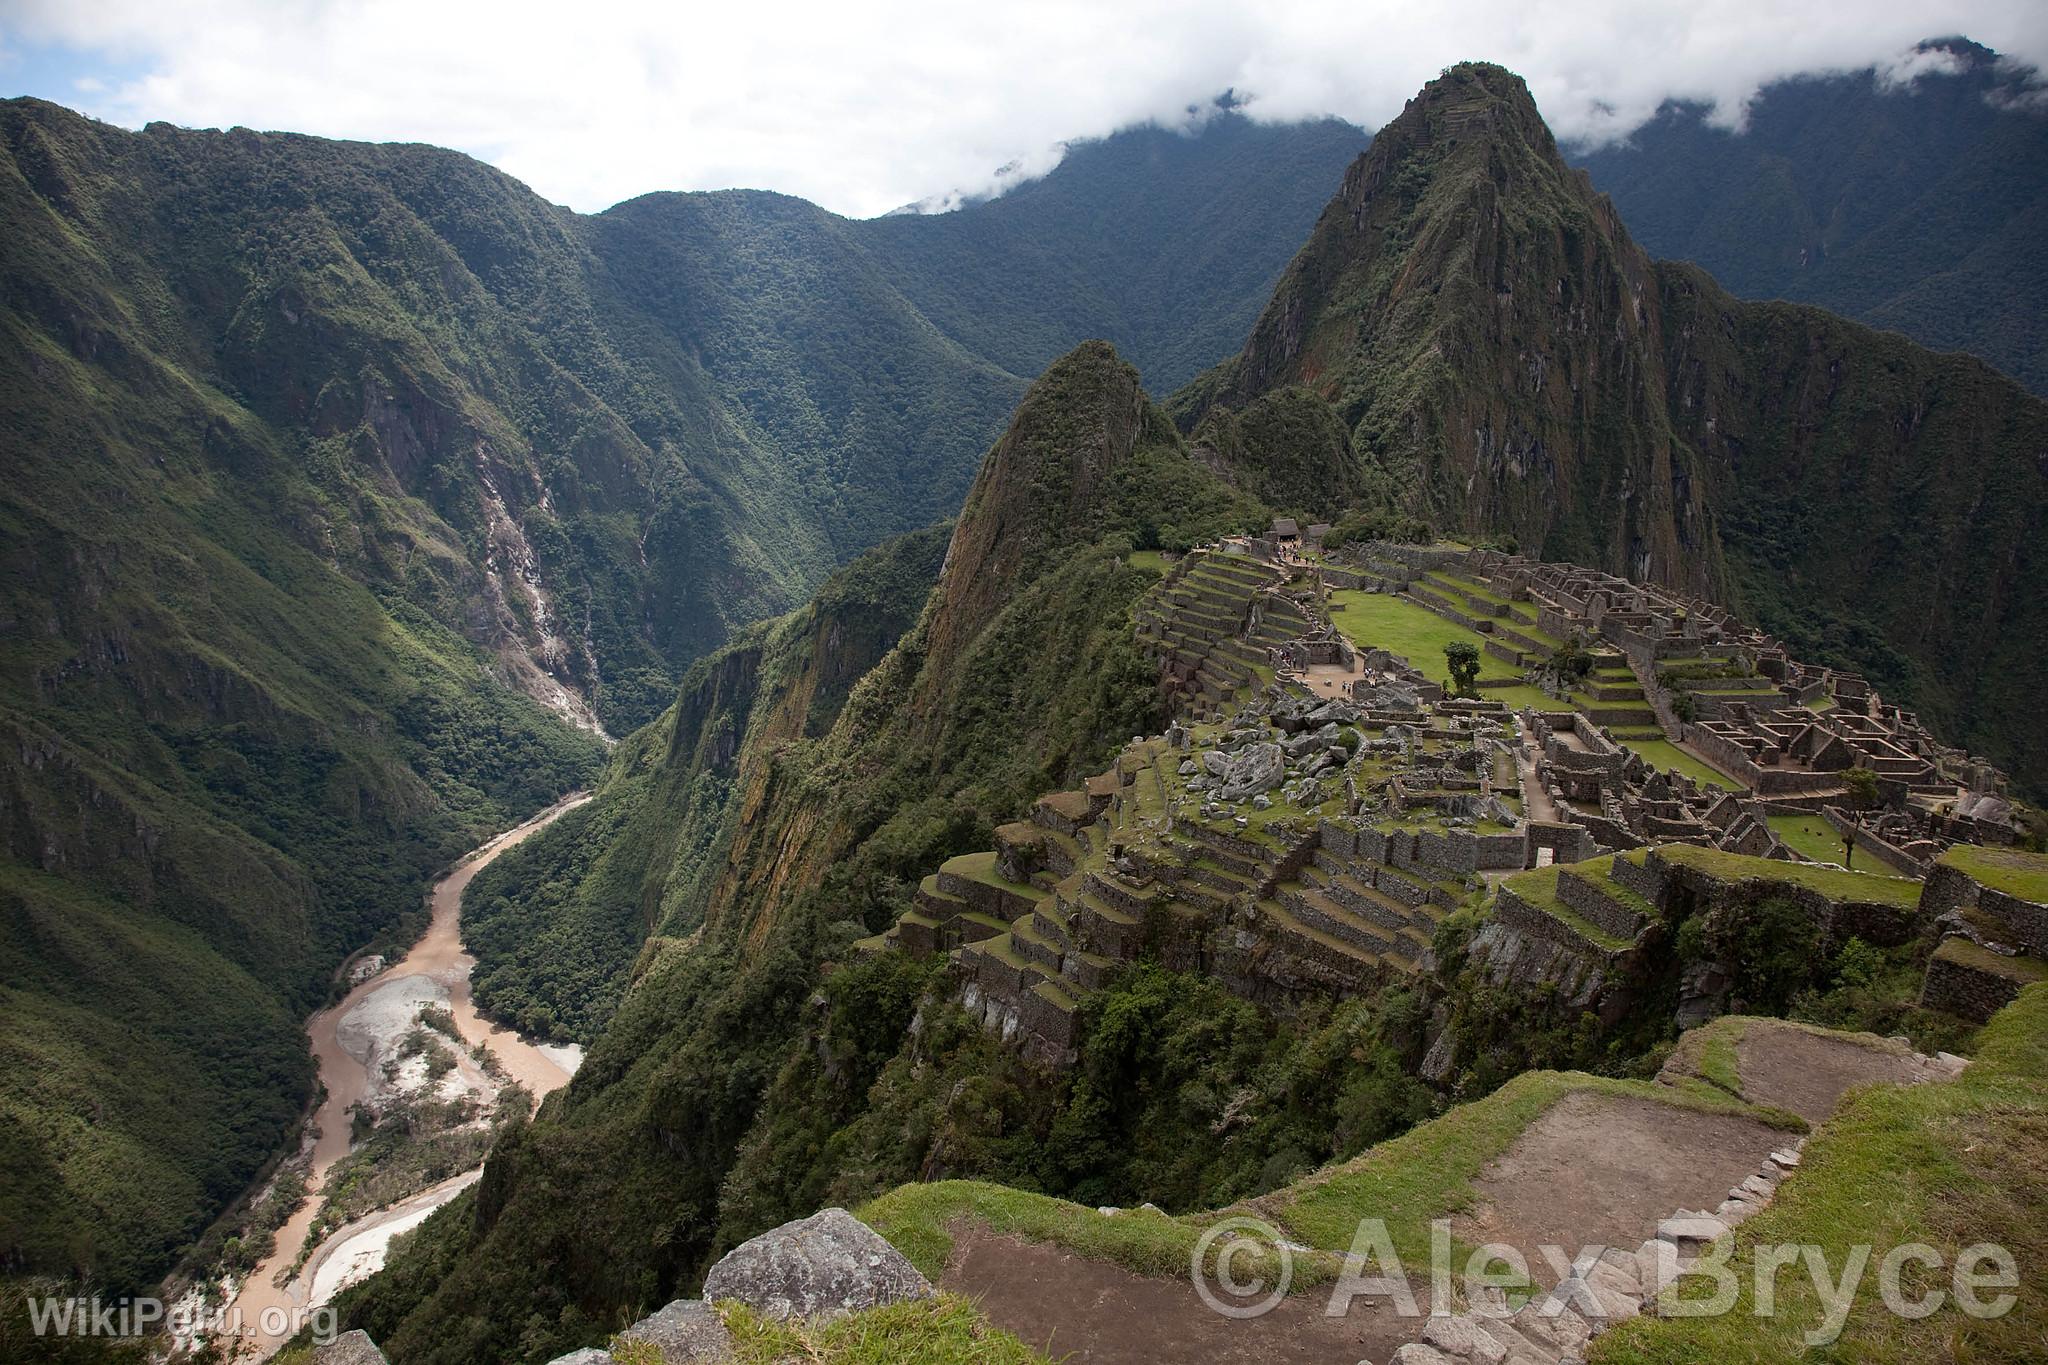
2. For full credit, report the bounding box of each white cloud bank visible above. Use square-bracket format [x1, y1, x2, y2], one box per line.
[2, 0, 2044, 217]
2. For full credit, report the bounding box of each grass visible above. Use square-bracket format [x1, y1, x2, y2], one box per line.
[1475, 682, 1557, 710]
[942, 851, 1049, 899]
[860, 1072, 1803, 1305]
[1618, 737, 1739, 791]
[1805, 696, 1838, 712]
[1766, 811, 1848, 864]
[1327, 590, 1530, 684]
[859, 1180, 1285, 1286]
[1499, 864, 1636, 951]
[1938, 844, 2048, 904]
[1651, 844, 1924, 910]
[1125, 549, 1169, 576]
[1264, 1070, 1804, 1269]
[1593, 986, 2048, 1364]
[1933, 936, 2048, 985]
[714, 1294, 1050, 1365]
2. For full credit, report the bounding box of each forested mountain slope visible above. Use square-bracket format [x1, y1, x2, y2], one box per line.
[0, 98, 1351, 1297]
[1576, 38, 2048, 396]
[336, 344, 1273, 1362]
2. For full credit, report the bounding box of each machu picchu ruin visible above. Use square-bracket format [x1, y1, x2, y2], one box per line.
[870, 529, 2046, 1068]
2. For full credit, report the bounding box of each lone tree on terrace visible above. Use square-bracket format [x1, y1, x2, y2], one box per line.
[1443, 641, 1481, 699]
[1842, 766, 1880, 810]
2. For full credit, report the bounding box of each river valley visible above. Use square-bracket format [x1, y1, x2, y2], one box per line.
[219, 793, 593, 1358]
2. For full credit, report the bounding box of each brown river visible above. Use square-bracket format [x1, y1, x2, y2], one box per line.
[224, 793, 591, 1357]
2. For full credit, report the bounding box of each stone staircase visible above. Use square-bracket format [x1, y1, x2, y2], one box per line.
[1134, 550, 1285, 719]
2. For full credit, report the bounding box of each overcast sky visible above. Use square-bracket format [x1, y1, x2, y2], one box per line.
[3, 1, 2045, 218]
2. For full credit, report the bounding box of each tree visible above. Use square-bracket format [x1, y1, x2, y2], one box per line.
[1443, 641, 1481, 698]
[1841, 766, 1880, 810]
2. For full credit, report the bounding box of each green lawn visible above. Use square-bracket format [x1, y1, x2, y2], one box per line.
[1328, 590, 1528, 684]
[1618, 737, 1738, 790]
[1767, 811, 1849, 864]
[1125, 549, 1168, 575]
[1939, 844, 2048, 904]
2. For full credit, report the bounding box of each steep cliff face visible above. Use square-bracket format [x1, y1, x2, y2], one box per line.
[1187, 62, 2048, 786]
[698, 343, 1204, 941]
[1196, 62, 1721, 594]
[460, 525, 951, 1042]
[1656, 267, 2048, 783]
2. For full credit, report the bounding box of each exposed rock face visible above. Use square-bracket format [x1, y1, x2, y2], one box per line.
[1216, 741, 1286, 802]
[1195, 62, 1720, 596]
[311, 1331, 389, 1365]
[701, 1208, 934, 1322]
[613, 1300, 734, 1362]
[544, 1351, 617, 1365]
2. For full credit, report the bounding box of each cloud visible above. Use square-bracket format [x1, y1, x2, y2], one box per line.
[2, 0, 2044, 217]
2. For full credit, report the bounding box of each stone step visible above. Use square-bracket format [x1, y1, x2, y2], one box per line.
[1555, 863, 1654, 942]
[1063, 948, 1119, 990]
[1008, 912, 1066, 973]
[1071, 890, 1145, 957]
[1031, 900, 1074, 952]
[1302, 864, 1416, 932]
[1085, 868, 1160, 916]
[1280, 882, 1397, 956]
[1253, 898, 1384, 979]
[914, 874, 972, 921]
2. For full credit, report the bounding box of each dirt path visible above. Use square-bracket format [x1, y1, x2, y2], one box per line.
[228, 792, 591, 1357]
[1735, 1024, 1932, 1123]
[1452, 1093, 1783, 1284]
[943, 1225, 1426, 1364]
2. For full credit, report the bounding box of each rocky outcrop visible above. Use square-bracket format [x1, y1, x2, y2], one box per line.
[310, 1331, 389, 1364]
[610, 1300, 734, 1362]
[533, 1209, 928, 1363]
[700, 1207, 934, 1322]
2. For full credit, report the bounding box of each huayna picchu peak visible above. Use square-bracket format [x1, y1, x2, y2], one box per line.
[3, 28, 2046, 1365]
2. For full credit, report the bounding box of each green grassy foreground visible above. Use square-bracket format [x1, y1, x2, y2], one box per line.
[1595, 985, 2047, 1364]
[860, 1069, 1805, 1296]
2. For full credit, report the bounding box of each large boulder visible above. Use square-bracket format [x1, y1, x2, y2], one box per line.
[1218, 742, 1285, 802]
[311, 1332, 388, 1365]
[613, 1300, 732, 1362]
[702, 1208, 933, 1322]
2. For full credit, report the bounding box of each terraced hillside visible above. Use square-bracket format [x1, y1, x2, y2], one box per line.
[1133, 548, 1289, 718]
